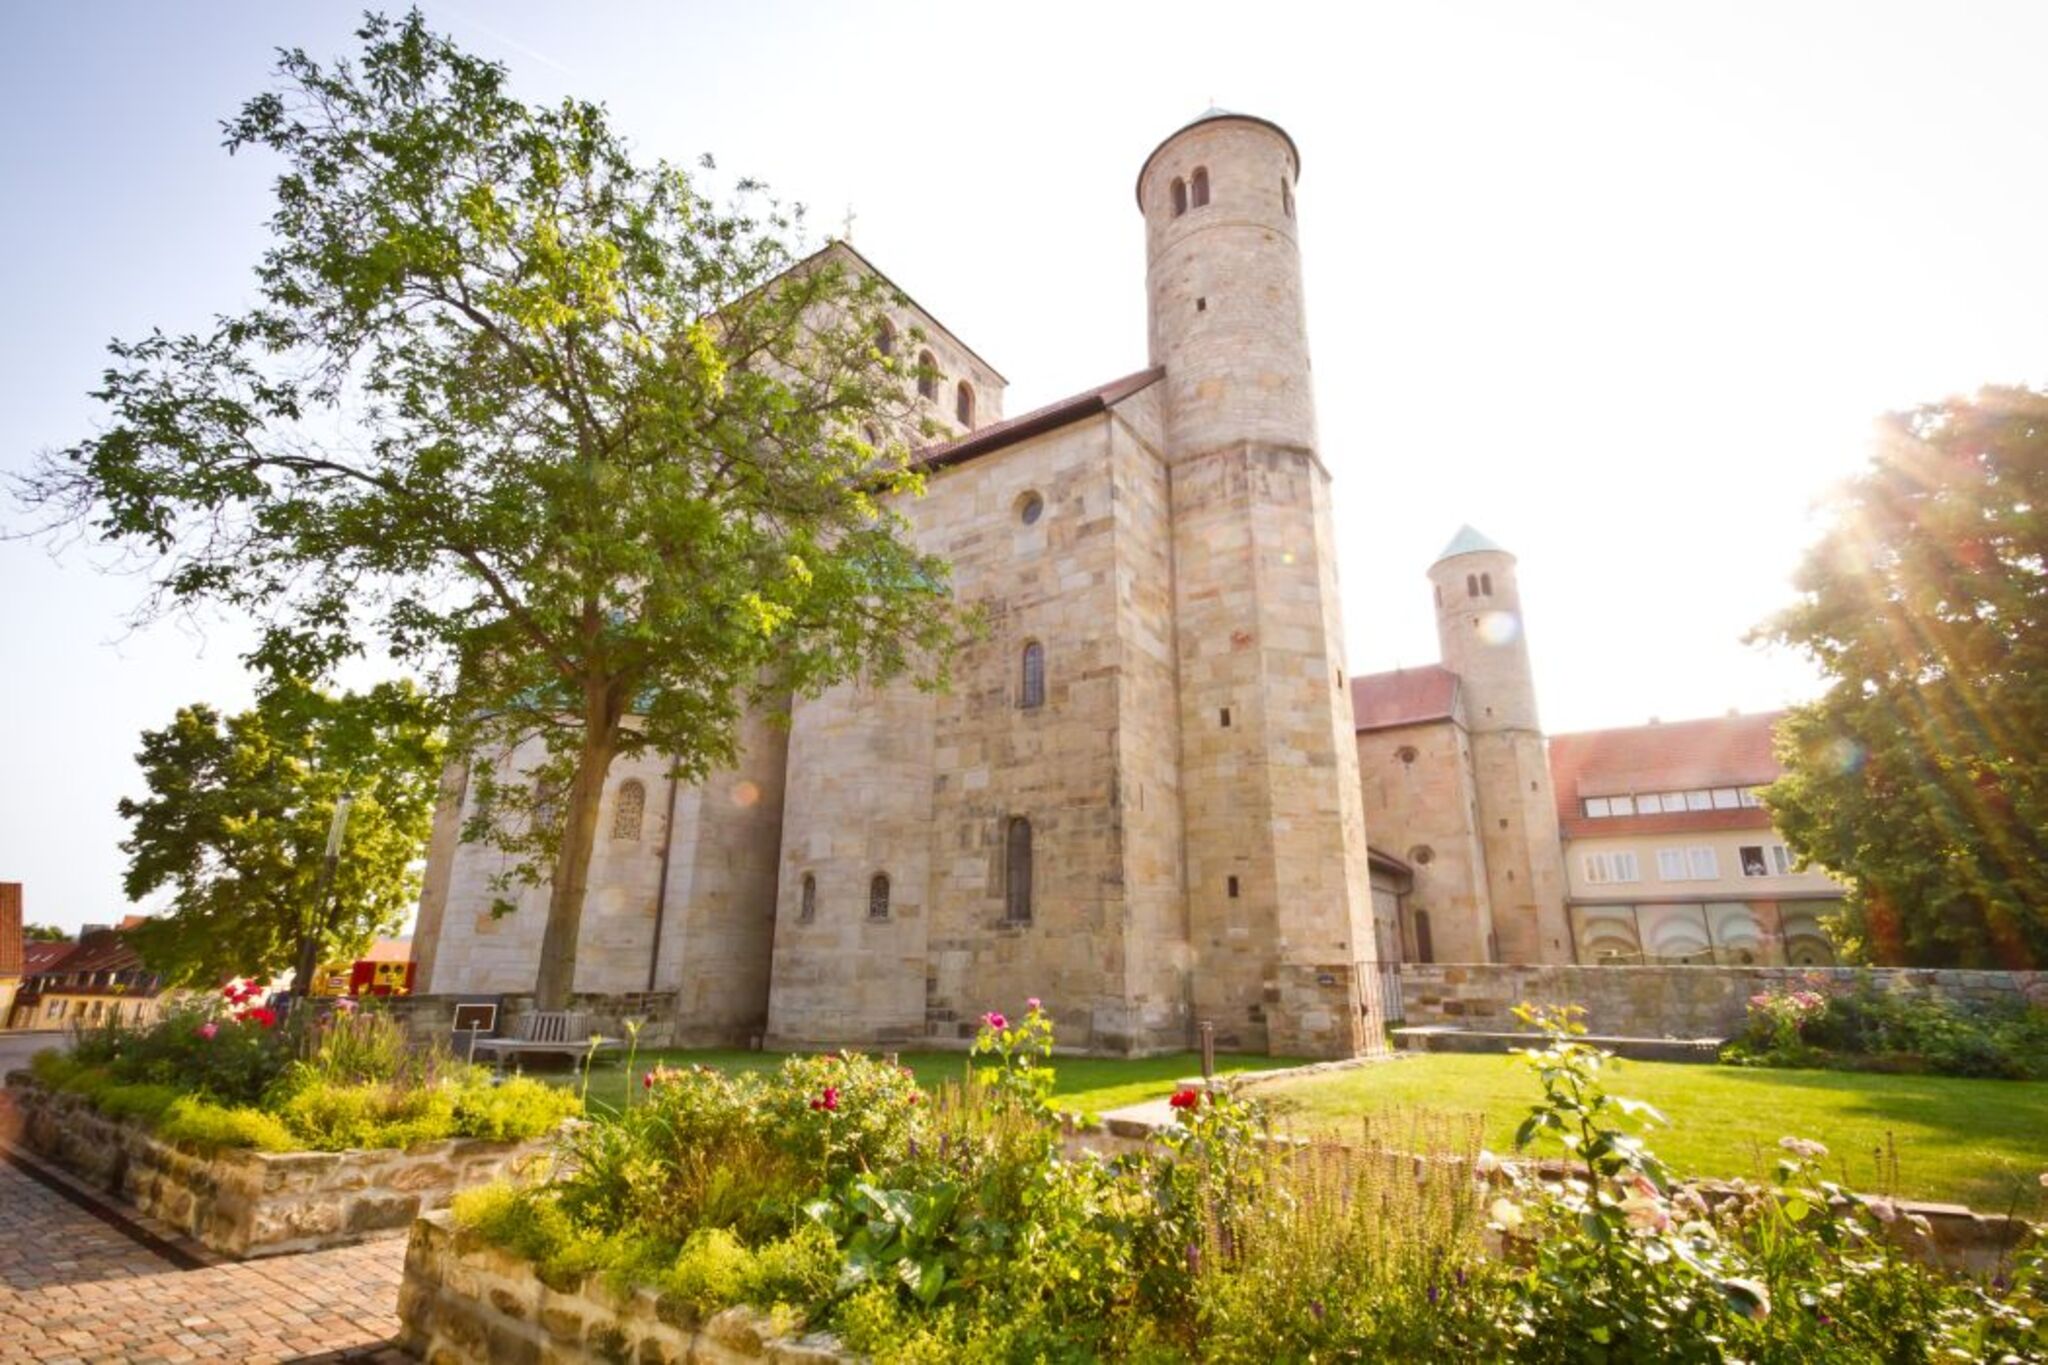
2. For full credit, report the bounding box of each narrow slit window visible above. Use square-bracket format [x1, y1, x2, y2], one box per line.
[1005, 818, 1033, 923]
[1190, 166, 1210, 207]
[1227, 875, 1240, 899]
[1020, 642, 1046, 709]
[869, 873, 891, 920]
[799, 873, 817, 922]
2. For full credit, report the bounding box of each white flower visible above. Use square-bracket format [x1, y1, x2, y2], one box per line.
[1475, 1149, 1501, 1176]
[1489, 1197, 1524, 1230]
[1778, 1136, 1828, 1161]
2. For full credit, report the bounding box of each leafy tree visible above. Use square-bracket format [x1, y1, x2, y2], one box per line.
[20, 13, 965, 1006]
[22, 924, 71, 943]
[1758, 386, 2048, 968]
[118, 678, 443, 988]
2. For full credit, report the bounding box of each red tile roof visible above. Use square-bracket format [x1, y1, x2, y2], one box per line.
[22, 940, 79, 975]
[1350, 666, 1461, 732]
[1549, 712, 1786, 836]
[917, 368, 1165, 472]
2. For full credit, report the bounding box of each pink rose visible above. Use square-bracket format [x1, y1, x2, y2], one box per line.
[1026, 997, 1042, 1011]
[983, 1011, 1007, 1031]
[197, 1022, 219, 1041]
[808, 1085, 840, 1113]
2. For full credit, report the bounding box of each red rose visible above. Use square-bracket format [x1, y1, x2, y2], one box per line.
[245, 1006, 278, 1030]
[1169, 1088, 1201, 1110]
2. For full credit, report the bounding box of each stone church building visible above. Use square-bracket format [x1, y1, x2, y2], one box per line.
[413, 109, 1397, 1058]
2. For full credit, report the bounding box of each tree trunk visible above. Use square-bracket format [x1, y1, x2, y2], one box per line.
[533, 718, 617, 1010]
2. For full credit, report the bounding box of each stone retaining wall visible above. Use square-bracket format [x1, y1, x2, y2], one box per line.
[1400, 964, 2046, 1038]
[398, 1211, 851, 1363]
[6, 1074, 557, 1259]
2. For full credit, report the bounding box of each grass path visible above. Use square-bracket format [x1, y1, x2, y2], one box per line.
[1253, 1052, 2048, 1211]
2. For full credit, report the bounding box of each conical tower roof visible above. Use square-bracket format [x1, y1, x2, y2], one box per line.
[1433, 524, 1510, 564]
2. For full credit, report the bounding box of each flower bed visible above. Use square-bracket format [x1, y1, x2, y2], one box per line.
[1727, 975, 2048, 1079]
[414, 1000, 2047, 1362]
[5, 993, 579, 1257]
[7, 1072, 559, 1258]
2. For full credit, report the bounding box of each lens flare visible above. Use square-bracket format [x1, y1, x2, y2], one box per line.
[1476, 611, 1521, 646]
[1824, 737, 1865, 775]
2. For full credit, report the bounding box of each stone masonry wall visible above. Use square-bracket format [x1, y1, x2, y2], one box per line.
[399, 1211, 852, 1364]
[1401, 963, 2048, 1038]
[1356, 717, 1496, 965]
[6, 1076, 555, 1259]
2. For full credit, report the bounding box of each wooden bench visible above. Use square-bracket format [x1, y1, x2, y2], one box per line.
[470, 1011, 623, 1072]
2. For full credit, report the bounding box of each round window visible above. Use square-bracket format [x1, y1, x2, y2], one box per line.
[1018, 492, 1045, 525]
[1409, 844, 1435, 866]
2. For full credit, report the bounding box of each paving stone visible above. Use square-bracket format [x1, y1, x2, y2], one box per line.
[0, 1147, 406, 1362]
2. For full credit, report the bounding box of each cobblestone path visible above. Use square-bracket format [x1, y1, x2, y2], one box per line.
[0, 1147, 409, 1363]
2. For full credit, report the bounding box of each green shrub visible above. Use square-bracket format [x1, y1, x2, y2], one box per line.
[271, 1076, 459, 1151]
[91, 1082, 183, 1125]
[741, 1223, 841, 1311]
[448, 1071, 581, 1141]
[660, 1227, 753, 1320]
[156, 1096, 296, 1152]
[1735, 978, 2048, 1080]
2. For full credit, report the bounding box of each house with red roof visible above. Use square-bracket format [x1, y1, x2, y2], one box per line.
[4, 919, 168, 1031]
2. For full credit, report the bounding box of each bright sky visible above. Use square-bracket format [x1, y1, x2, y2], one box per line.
[5, 2, 2046, 933]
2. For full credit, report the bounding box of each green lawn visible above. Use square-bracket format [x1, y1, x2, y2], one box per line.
[1252, 1053, 2048, 1211]
[548, 1047, 1305, 1120]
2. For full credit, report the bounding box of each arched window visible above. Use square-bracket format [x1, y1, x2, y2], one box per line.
[611, 779, 646, 841]
[1281, 176, 1294, 219]
[1170, 177, 1188, 216]
[1005, 818, 1033, 923]
[862, 423, 882, 448]
[875, 317, 896, 357]
[1466, 573, 1479, 598]
[1190, 167, 1210, 208]
[917, 350, 939, 401]
[956, 380, 975, 428]
[868, 873, 891, 920]
[799, 873, 817, 922]
[1480, 572, 1493, 596]
[1020, 642, 1045, 709]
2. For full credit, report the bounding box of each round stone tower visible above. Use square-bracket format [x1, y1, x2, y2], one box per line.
[1430, 526, 1540, 734]
[1137, 109, 1314, 462]
[1429, 527, 1572, 963]
[1139, 111, 1384, 1058]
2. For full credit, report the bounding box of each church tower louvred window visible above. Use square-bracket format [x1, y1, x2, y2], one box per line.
[611, 779, 646, 841]
[1005, 817, 1033, 923]
[1020, 642, 1045, 709]
[1170, 177, 1188, 216]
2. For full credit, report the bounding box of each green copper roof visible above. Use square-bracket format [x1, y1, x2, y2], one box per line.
[1434, 524, 1509, 563]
